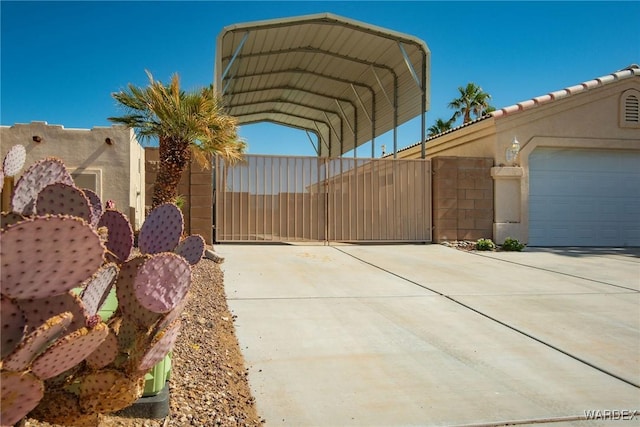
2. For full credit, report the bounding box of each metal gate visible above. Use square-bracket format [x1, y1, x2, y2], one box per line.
[214, 155, 431, 243]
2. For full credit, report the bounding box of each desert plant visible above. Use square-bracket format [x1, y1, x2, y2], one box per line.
[173, 194, 186, 211]
[476, 238, 496, 251]
[448, 82, 494, 124]
[502, 237, 525, 251]
[109, 71, 246, 208]
[427, 118, 454, 137]
[0, 147, 205, 426]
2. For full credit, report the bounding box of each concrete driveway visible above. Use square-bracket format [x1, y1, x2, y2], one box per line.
[217, 244, 640, 426]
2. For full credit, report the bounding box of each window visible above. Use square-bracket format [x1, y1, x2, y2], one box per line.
[71, 169, 102, 197]
[620, 90, 640, 128]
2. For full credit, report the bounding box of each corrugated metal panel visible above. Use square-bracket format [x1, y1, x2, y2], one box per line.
[215, 13, 431, 157]
[215, 155, 432, 242]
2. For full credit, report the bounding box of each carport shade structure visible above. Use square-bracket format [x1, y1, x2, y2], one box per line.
[215, 13, 431, 158]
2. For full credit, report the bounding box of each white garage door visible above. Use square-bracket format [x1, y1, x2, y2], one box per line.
[529, 148, 640, 247]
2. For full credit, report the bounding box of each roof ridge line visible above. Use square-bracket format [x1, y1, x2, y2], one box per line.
[394, 64, 639, 156]
[491, 64, 639, 119]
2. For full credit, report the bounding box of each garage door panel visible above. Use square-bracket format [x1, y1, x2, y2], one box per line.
[529, 148, 640, 247]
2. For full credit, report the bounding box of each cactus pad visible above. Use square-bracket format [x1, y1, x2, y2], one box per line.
[152, 291, 189, 337]
[81, 188, 103, 228]
[3, 312, 73, 372]
[79, 369, 145, 413]
[11, 157, 75, 215]
[0, 370, 44, 426]
[80, 263, 118, 317]
[115, 318, 140, 353]
[2, 144, 26, 177]
[1, 294, 26, 359]
[0, 211, 26, 231]
[36, 182, 92, 223]
[18, 292, 89, 334]
[85, 330, 118, 369]
[0, 215, 105, 299]
[31, 323, 108, 380]
[29, 389, 100, 427]
[134, 252, 191, 313]
[175, 234, 206, 265]
[116, 255, 161, 327]
[137, 319, 181, 372]
[97, 210, 134, 263]
[138, 202, 183, 254]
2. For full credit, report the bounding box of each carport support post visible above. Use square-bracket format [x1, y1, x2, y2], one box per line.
[421, 50, 427, 159]
[491, 166, 526, 244]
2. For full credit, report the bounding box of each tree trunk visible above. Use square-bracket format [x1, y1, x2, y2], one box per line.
[152, 136, 191, 208]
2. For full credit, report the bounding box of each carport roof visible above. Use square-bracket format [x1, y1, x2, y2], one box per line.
[215, 13, 430, 157]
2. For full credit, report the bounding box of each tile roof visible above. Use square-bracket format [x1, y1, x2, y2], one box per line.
[395, 64, 639, 154]
[491, 64, 639, 118]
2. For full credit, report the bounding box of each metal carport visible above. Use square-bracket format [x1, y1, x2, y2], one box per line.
[215, 13, 431, 158]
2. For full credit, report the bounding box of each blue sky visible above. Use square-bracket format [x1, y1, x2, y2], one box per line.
[1, 1, 638, 157]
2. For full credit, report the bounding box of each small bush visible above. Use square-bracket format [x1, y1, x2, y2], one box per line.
[476, 238, 496, 251]
[173, 194, 186, 211]
[502, 237, 525, 251]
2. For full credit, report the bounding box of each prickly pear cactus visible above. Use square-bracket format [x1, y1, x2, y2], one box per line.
[134, 253, 191, 313]
[81, 188, 103, 228]
[36, 182, 92, 223]
[80, 263, 119, 317]
[138, 202, 183, 254]
[1, 215, 105, 299]
[11, 157, 75, 215]
[1, 153, 204, 425]
[0, 211, 25, 231]
[0, 294, 26, 359]
[0, 371, 44, 426]
[3, 312, 73, 372]
[97, 209, 134, 263]
[3, 144, 26, 177]
[85, 331, 118, 369]
[175, 234, 206, 265]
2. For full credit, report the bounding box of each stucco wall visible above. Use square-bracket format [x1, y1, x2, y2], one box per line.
[0, 122, 145, 229]
[493, 77, 640, 243]
[396, 118, 497, 160]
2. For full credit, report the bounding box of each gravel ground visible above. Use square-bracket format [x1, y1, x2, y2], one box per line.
[26, 256, 263, 427]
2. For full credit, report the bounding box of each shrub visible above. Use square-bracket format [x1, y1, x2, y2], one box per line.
[476, 238, 496, 251]
[502, 237, 525, 251]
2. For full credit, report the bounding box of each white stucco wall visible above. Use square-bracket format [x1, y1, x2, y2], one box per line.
[128, 130, 146, 229]
[0, 121, 145, 228]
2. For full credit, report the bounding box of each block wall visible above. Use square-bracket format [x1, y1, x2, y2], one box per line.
[432, 157, 494, 242]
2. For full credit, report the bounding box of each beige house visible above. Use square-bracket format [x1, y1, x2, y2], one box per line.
[0, 122, 146, 229]
[396, 64, 640, 246]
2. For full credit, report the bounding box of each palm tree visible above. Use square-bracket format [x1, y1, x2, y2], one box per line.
[109, 71, 245, 207]
[427, 118, 454, 137]
[448, 83, 493, 124]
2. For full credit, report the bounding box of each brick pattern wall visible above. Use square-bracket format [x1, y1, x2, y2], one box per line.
[145, 148, 214, 244]
[184, 160, 214, 244]
[432, 157, 493, 242]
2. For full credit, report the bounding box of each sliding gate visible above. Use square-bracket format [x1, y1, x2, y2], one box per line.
[214, 155, 431, 243]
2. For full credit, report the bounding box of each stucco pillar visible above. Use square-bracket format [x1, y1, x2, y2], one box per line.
[491, 166, 526, 244]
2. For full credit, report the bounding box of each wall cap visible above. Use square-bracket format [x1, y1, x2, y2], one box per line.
[491, 166, 523, 178]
